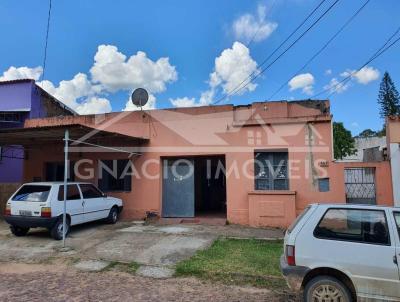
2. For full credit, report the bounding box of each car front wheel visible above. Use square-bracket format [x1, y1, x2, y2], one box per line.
[304, 275, 352, 302]
[10, 225, 29, 237]
[106, 207, 119, 224]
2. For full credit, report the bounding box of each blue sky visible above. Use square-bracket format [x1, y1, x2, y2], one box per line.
[0, 0, 399, 134]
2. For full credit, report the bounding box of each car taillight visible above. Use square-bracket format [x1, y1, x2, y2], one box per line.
[4, 205, 11, 216]
[41, 207, 51, 218]
[286, 245, 296, 266]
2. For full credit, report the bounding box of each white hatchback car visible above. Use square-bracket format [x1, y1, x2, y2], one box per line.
[4, 182, 123, 240]
[281, 204, 400, 302]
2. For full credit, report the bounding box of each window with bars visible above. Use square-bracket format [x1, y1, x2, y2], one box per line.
[254, 152, 289, 190]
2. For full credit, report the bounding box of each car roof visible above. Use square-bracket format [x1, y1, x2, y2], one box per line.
[310, 203, 398, 210]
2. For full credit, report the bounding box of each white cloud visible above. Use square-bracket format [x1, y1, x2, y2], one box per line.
[232, 4, 278, 43]
[324, 78, 350, 94]
[199, 89, 216, 105]
[124, 94, 156, 111]
[211, 41, 258, 94]
[1, 43, 181, 114]
[38, 73, 111, 114]
[0, 66, 43, 81]
[288, 73, 315, 95]
[90, 45, 177, 93]
[169, 97, 197, 108]
[351, 122, 360, 129]
[323, 65, 380, 95]
[170, 42, 258, 108]
[76, 97, 112, 115]
[341, 66, 380, 85]
[39, 73, 95, 108]
[325, 69, 332, 76]
[355, 66, 380, 84]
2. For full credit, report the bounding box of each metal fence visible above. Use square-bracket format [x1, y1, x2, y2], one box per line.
[344, 167, 376, 205]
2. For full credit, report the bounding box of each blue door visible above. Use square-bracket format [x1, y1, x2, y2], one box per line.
[162, 158, 195, 218]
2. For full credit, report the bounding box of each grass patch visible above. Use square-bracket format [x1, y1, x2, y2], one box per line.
[104, 261, 140, 274]
[127, 261, 140, 273]
[175, 238, 286, 289]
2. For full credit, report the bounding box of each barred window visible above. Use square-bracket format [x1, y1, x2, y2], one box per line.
[254, 152, 289, 190]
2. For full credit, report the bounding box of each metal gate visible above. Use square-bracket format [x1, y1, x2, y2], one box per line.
[344, 168, 376, 204]
[162, 158, 195, 218]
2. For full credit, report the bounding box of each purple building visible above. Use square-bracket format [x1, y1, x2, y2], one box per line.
[0, 79, 75, 183]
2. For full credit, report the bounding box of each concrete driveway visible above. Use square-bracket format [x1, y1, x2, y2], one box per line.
[0, 220, 284, 277]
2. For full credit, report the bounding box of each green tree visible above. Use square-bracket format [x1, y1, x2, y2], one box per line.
[378, 71, 400, 119]
[376, 125, 386, 137]
[358, 129, 377, 138]
[333, 122, 356, 159]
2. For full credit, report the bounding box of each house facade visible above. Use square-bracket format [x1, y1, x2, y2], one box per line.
[0, 79, 75, 183]
[0, 99, 394, 227]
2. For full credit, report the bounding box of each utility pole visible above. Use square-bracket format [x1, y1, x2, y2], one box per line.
[63, 129, 69, 248]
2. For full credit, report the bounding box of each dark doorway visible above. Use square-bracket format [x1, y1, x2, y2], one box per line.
[161, 156, 226, 218]
[194, 156, 226, 217]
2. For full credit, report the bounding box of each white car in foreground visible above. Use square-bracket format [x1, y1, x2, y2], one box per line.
[281, 204, 400, 302]
[4, 182, 123, 240]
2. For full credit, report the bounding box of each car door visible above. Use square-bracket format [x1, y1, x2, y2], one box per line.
[79, 184, 108, 222]
[391, 210, 400, 298]
[300, 207, 400, 300]
[57, 184, 85, 225]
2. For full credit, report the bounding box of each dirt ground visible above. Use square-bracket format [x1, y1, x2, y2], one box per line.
[0, 220, 284, 265]
[0, 220, 294, 301]
[0, 267, 297, 302]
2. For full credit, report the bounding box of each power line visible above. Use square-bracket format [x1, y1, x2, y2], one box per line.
[214, 0, 339, 104]
[326, 35, 400, 98]
[40, 0, 52, 82]
[312, 25, 400, 98]
[212, 0, 328, 105]
[234, 0, 340, 100]
[266, 0, 370, 101]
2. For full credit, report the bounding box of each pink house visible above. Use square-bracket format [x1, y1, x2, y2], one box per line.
[0, 99, 394, 227]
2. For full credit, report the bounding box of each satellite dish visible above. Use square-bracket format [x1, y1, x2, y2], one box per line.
[131, 88, 149, 108]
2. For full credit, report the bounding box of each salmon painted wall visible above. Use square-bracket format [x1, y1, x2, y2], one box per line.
[387, 117, 400, 205]
[20, 101, 394, 227]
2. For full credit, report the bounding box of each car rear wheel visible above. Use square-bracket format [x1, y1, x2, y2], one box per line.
[304, 275, 352, 302]
[106, 207, 119, 224]
[10, 225, 29, 237]
[50, 218, 70, 240]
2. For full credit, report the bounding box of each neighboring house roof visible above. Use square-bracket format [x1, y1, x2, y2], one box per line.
[35, 84, 77, 115]
[339, 136, 387, 162]
[0, 78, 77, 116]
[0, 108, 30, 112]
[0, 79, 34, 85]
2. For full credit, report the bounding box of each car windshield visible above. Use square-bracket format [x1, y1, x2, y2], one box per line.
[287, 206, 311, 234]
[12, 185, 51, 202]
